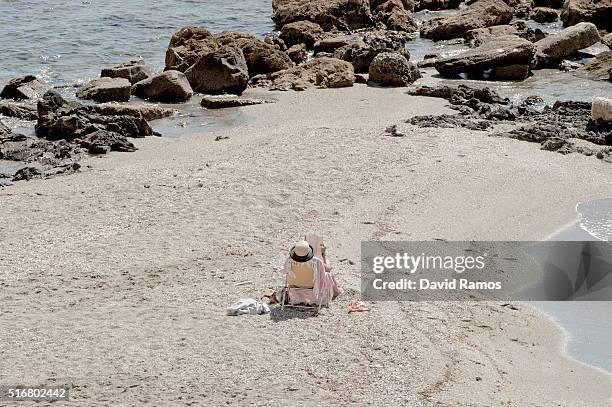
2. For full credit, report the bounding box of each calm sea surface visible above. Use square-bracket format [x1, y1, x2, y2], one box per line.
[0, 0, 274, 86]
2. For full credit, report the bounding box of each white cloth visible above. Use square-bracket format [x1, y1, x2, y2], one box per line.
[226, 298, 270, 316]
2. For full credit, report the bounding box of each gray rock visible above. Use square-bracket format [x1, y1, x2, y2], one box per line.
[0, 76, 50, 100]
[533, 22, 600, 68]
[184, 46, 250, 95]
[101, 59, 151, 84]
[420, 0, 513, 41]
[132, 70, 193, 103]
[434, 36, 535, 79]
[76, 77, 132, 103]
[368, 52, 421, 86]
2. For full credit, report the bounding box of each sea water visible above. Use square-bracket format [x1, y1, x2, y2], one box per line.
[534, 198, 612, 375]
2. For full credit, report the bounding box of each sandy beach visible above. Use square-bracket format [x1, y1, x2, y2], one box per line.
[1, 85, 611, 406]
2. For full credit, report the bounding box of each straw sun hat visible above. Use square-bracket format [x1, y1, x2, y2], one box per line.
[290, 240, 314, 262]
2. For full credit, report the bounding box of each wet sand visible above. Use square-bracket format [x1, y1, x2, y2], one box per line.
[1, 85, 612, 406]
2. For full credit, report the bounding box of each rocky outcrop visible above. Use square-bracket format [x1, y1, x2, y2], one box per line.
[101, 59, 151, 84]
[333, 30, 412, 73]
[561, 0, 612, 30]
[271, 0, 374, 31]
[279, 20, 324, 48]
[132, 71, 193, 103]
[0, 76, 50, 100]
[184, 46, 250, 95]
[0, 102, 38, 120]
[576, 51, 612, 81]
[287, 44, 307, 64]
[372, 0, 418, 32]
[434, 36, 535, 79]
[201, 96, 271, 109]
[216, 32, 294, 77]
[533, 22, 600, 68]
[315, 35, 366, 54]
[76, 77, 132, 103]
[368, 52, 421, 86]
[36, 91, 154, 142]
[165, 27, 219, 72]
[420, 0, 513, 41]
[416, 0, 461, 11]
[253, 57, 355, 91]
[530, 6, 559, 22]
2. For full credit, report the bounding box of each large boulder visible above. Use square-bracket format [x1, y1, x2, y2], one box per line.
[165, 27, 220, 72]
[215, 32, 293, 77]
[279, 20, 324, 48]
[372, 0, 418, 32]
[420, 0, 513, 41]
[76, 77, 132, 103]
[434, 35, 535, 79]
[272, 0, 374, 30]
[530, 6, 559, 22]
[101, 59, 151, 84]
[576, 51, 612, 81]
[416, 0, 461, 11]
[132, 71, 193, 102]
[184, 46, 250, 95]
[533, 22, 600, 68]
[368, 52, 421, 86]
[0, 76, 50, 100]
[561, 0, 612, 30]
[262, 57, 355, 91]
[315, 35, 366, 54]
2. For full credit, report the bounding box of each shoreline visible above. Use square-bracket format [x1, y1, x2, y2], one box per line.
[1, 86, 612, 405]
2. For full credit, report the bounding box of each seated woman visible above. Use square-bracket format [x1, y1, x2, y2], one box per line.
[279, 240, 341, 306]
